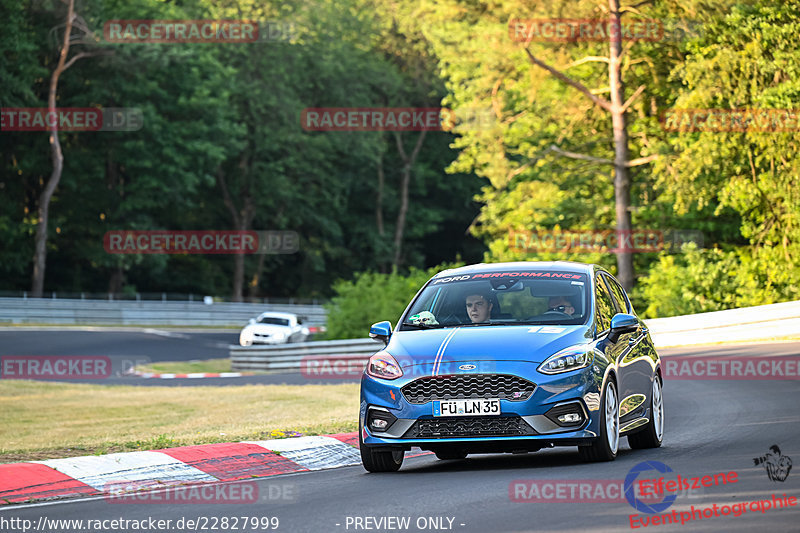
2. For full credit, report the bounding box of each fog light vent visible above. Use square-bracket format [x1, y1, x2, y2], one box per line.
[367, 407, 397, 433]
[545, 402, 586, 427]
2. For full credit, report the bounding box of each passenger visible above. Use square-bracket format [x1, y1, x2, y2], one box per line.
[547, 296, 576, 317]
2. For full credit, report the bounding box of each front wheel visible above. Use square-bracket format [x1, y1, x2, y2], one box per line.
[628, 376, 664, 449]
[579, 379, 619, 462]
[359, 426, 404, 472]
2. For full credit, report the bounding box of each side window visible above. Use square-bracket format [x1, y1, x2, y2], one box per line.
[594, 274, 616, 332]
[603, 274, 630, 314]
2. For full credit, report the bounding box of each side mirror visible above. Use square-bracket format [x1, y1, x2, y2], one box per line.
[248, 318, 256, 325]
[608, 313, 639, 343]
[369, 321, 392, 345]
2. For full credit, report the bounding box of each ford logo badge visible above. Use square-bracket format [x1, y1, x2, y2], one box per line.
[458, 364, 476, 370]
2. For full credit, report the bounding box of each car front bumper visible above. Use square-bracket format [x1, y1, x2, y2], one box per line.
[359, 360, 605, 451]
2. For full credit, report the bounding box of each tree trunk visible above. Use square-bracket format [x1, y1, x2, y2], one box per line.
[376, 149, 388, 273]
[232, 242, 246, 302]
[608, 0, 634, 290]
[31, 0, 76, 297]
[247, 252, 267, 298]
[108, 265, 124, 294]
[392, 130, 426, 268]
[521, 1, 650, 291]
[216, 159, 254, 302]
[376, 151, 385, 237]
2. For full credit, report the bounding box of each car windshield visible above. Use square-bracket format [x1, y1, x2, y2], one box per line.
[257, 316, 290, 326]
[401, 270, 589, 330]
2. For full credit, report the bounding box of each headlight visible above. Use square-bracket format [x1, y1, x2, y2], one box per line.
[538, 345, 593, 374]
[239, 329, 254, 343]
[366, 351, 404, 380]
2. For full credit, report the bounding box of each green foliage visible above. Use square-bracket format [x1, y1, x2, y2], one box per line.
[4, 0, 799, 315]
[1, 0, 484, 297]
[653, 0, 800, 252]
[398, 0, 800, 314]
[636, 243, 800, 318]
[323, 262, 464, 339]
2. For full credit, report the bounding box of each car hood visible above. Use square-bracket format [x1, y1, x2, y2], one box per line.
[385, 325, 592, 367]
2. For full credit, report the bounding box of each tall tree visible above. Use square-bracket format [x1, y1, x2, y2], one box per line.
[652, 0, 800, 275]
[499, 0, 656, 289]
[391, 130, 427, 267]
[31, 0, 101, 296]
[398, 0, 726, 289]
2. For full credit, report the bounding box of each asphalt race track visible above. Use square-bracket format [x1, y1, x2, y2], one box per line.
[0, 329, 238, 362]
[2, 331, 799, 386]
[2, 341, 799, 532]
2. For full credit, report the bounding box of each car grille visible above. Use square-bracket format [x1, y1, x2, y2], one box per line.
[401, 374, 536, 404]
[403, 416, 536, 438]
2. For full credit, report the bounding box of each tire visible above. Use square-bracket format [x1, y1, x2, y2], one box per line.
[359, 425, 404, 472]
[434, 450, 468, 460]
[628, 376, 664, 449]
[578, 379, 619, 462]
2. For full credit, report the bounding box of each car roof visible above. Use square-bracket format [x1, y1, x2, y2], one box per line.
[257, 312, 297, 320]
[432, 261, 595, 278]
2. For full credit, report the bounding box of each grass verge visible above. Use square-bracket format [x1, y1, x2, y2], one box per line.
[134, 358, 236, 374]
[0, 380, 358, 463]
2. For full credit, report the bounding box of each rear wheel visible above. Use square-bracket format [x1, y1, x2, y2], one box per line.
[628, 376, 664, 449]
[434, 450, 468, 460]
[579, 379, 619, 462]
[359, 425, 404, 472]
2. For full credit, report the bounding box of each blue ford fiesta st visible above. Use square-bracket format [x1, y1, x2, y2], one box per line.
[359, 261, 664, 472]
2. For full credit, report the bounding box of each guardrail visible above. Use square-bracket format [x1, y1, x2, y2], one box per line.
[645, 299, 800, 347]
[230, 338, 379, 372]
[229, 300, 800, 372]
[0, 291, 323, 305]
[0, 298, 327, 327]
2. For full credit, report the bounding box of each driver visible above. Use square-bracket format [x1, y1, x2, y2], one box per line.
[465, 292, 493, 323]
[547, 296, 576, 317]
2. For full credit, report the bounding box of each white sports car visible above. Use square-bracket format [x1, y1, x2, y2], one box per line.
[239, 312, 311, 346]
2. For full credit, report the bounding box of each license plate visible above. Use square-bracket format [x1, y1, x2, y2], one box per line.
[433, 398, 501, 417]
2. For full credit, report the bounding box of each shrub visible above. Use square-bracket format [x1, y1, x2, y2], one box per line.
[636, 243, 800, 318]
[323, 263, 464, 339]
